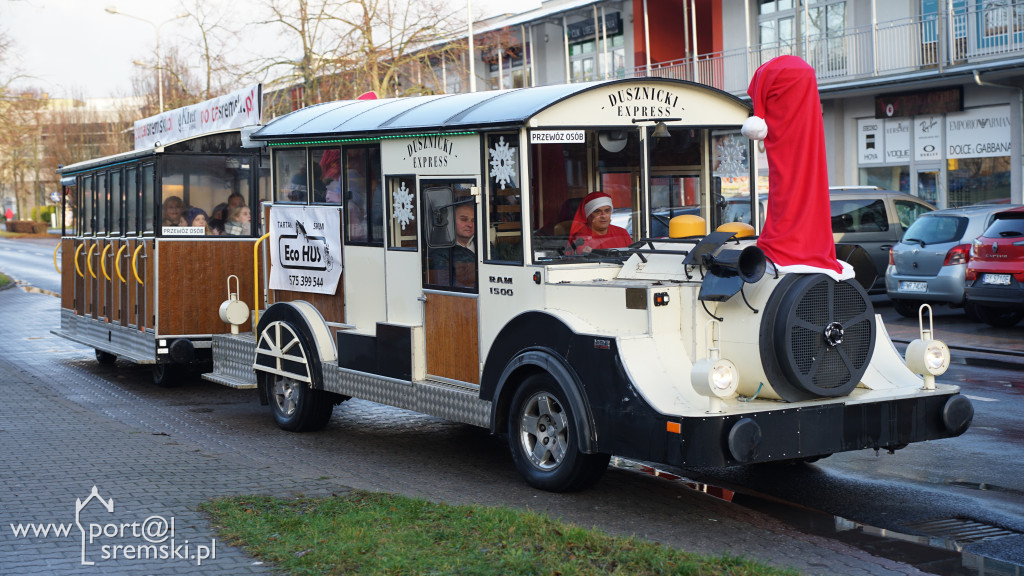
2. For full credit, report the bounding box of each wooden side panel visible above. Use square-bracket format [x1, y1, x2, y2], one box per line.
[102, 240, 118, 324]
[126, 239, 139, 328]
[271, 289, 345, 325]
[425, 293, 479, 384]
[156, 239, 257, 336]
[61, 239, 75, 311]
[113, 240, 129, 326]
[74, 240, 86, 316]
[85, 240, 98, 319]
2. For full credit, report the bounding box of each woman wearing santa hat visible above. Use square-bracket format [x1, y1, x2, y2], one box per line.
[566, 191, 632, 254]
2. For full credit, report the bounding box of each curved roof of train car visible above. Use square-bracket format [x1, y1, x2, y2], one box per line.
[250, 78, 749, 142]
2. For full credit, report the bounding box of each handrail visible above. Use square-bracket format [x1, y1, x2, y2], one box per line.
[53, 243, 61, 274]
[115, 244, 128, 284]
[131, 243, 145, 285]
[74, 244, 84, 278]
[253, 232, 271, 326]
[87, 243, 97, 279]
[100, 243, 112, 281]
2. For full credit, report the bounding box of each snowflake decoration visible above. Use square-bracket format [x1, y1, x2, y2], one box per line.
[489, 136, 517, 190]
[392, 181, 415, 230]
[714, 135, 747, 178]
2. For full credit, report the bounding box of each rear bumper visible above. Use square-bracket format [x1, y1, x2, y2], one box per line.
[965, 279, 1024, 308]
[885, 264, 966, 304]
[663, 391, 972, 467]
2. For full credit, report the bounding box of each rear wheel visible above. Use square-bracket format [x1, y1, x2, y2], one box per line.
[891, 299, 921, 318]
[976, 305, 1024, 328]
[152, 363, 181, 387]
[95, 349, 116, 365]
[263, 372, 334, 432]
[507, 373, 609, 492]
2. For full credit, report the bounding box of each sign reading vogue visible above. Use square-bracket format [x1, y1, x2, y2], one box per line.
[268, 206, 343, 295]
[134, 84, 262, 150]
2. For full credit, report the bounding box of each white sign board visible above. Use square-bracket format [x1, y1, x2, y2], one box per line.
[946, 105, 1012, 159]
[268, 206, 343, 295]
[134, 84, 262, 150]
[381, 134, 479, 175]
[914, 115, 943, 161]
[857, 118, 883, 164]
[884, 119, 911, 163]
[530, 130, 586, 144]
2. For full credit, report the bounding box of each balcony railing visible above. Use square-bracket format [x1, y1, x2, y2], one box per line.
[633, 3, 1024, 94]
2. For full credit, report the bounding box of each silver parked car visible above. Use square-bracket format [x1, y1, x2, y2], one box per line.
[886, 204, 1017, 317]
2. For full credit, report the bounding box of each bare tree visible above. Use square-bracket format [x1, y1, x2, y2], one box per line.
[130, 45, 203, 117]
[179, 0, 238, 100]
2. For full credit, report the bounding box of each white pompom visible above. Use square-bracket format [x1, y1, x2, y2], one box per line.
[741, 115, 768, 140]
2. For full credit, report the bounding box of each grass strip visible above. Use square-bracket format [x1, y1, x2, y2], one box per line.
[201, 490, 797, 576]
[0, 272, 11, 290]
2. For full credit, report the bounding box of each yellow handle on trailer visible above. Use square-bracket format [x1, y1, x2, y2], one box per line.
[131, 244, 145, 285]
[74, 244, 84, 278]
[115, 244, 128, 284]
[253, 232, 270, 326]
[100, 244, 112, 281]
[53, 243, 61, 274]
[87, 243, 97, 279]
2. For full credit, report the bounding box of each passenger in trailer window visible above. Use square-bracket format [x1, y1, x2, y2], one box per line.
[566, 191, 632, 254]
[187, 207, 211, 235]
[228, 192, 246, 210]
[320, 150, 342, 203]
[209, 202, 228, 235]
[162, 196, 187, 227]
[224, 205, 250, 235]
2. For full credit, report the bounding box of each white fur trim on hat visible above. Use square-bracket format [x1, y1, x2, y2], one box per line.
[741, 115, 768, 141]
[584, 195, 613, 217]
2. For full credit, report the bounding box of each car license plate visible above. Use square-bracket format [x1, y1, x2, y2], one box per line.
[899, 281, 928, 293]
[983, 273, 1012, 286]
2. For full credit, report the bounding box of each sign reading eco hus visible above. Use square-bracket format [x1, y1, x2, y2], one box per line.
[134, 84, 262, 150]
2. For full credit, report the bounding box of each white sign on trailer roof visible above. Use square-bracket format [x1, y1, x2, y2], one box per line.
[133, 84, 263, 150]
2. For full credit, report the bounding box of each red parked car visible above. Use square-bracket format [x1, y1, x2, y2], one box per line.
[964, 206, 1024, 327]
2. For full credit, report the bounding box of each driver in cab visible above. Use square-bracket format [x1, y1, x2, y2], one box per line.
[567, 191, 632, 254]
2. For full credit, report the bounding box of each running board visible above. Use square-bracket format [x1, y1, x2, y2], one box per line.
[203, 332, 258, 389]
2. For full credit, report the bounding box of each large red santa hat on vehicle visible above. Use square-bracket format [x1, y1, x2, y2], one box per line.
[742, 55, 853, 281]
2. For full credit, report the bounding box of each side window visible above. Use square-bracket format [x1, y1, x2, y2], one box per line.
[830, 199, 888, 233]
[313, 147, 342, 204]
[109, 170, 122, 235]
[274, 148, 307, 203]
[344, 145, 383, 245]
[894, 199, 933, 231]
[125, 167, 138, 235]
[96, 173, 107, 235]
[422, 181, 477, 291]
[141, 164, 155, 234]
[386, 175, 417, 250]
[82, 175, 93, 235]
[485, 133, 522, 263]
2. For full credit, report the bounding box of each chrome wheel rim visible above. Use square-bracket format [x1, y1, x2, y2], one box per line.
[273, 377, 301, 416]
[519, 391, 569, 471]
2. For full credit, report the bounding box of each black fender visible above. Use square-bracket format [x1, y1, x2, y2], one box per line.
[491, 348, 597, 454]
[254, 301, 335, 403]
[482, 311, 660, 457]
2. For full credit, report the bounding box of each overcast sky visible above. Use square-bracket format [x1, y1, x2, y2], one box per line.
[3, 0, 534, 100]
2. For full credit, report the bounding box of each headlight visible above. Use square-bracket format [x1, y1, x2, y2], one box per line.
[904, 304, 950, 390]
[692, 358, 740, 400]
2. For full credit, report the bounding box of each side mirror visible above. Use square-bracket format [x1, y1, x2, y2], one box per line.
[423, 186, 455, 248]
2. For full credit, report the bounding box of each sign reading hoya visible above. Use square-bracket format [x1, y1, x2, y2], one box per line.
[268, 206, 342, 295]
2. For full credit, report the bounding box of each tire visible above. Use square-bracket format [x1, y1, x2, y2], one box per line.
[507, 373, 610, 492]
[95, 349, 116, 365]
[891, 299, 921, 318]
[976, 305, 1024, 328]
[263, 372, 334, 432]
[152, 363, 181, 387]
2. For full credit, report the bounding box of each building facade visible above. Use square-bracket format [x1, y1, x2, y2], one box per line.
[445, 0, 1024, 208]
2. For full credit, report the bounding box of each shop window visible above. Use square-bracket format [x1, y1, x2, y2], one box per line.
[948, 156, 1011, 206]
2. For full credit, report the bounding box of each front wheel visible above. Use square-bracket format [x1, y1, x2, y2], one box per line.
[263, 372, 334, 432]
[507, 373, 609, 492]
